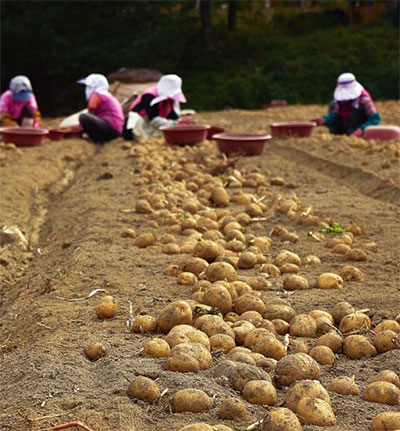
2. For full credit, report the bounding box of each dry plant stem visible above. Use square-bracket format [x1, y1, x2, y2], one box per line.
[50, 421, 93, 431]
[325, 321, 343, 335]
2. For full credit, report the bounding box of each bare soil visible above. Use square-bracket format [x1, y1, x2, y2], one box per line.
[1, 102, 399, 431]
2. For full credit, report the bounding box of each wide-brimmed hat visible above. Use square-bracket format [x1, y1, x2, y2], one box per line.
[77, 73, 109, 91]
[150, 74, 186, 106]
[334, 73, 363, 101]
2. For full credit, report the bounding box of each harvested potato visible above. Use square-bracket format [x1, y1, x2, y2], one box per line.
[262, 408, 302, 431]
[242, 380, 277, 405]
[343, 335, 377, 359]
[121, 228, 136, 238]
[158, 301, 193, 333]
[374, 330, 400, 353]
[302, 254, 321, 265]
[328, 376, 360, 395]
[332, 243, 351, 254]
[127, 376, 160, 403]
[263, 304, 296, 323]
[274, 250, 301, 267]
[331, 301, 355, 324]
[363, 381, 400, 405]
[225, 229, 246, 242]
[232, 321, 256, 345]
[178, 425, 232, 431]
[289, 338, 309, 354]
[290, 314, 317, 337]
[280, 263, 299, 274]
[240, 310, 263, 325]
[275, 353, 320, 386]
[251, 236, 271, 252]
[219, 397, 247, 419]
[172, 388, 213, 413]
[203, 284, 232, 314]
[132, 315, 158, 333]
[224, 312, 240, 323]
[165, 264, 182, 276]
[375, 320, 400, 334]
[238, 252, 257, 269]
[231, 281, 252, 296]
[166, 325, 210, 349]
[283, 274, 310, 291]
[144, 338, 170, 358]
[250, 354, 277, 372]
[193, 240, 221, 262]
[272, 319, 290, 335]
[285, 380, 331, 412]
[296, 397, 336, 426]
[243, 328, 275, 348]
[135, 233, 156, 248]
[84, 342, 106, 361]
[135, 199, 152, 213]
[96, 295, 118, 319]
[315, 332, 343, 353]
[211, 186, 230, 207]
[234, 294, 266, 315]
[339, 312, 371, 333]
[162, 243, 180, 254]
[245, 203, 263, 217]
[183, 257, 209, 276]
[253, 337, 287, 360]
[309, 346, 335, 365]
[340, 265, 364, 281]
[178, 272, 198, 285]
[205, 261, 236, 282]
[318, 273, 344, 289]
[166, 342, 212, 372]
[372, 370, 400, 388]
[260, 264, 281, 277]
[228, 351, 256, 365]
[345, 248, 368, 261]
[209, 334, 235, 353]
[371, 412, 400, 431]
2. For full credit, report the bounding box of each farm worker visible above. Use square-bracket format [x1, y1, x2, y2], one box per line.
[0, 75, 42, 127]
[77, 74, 124, 145]
[313, 73, 381, 137]
[123, 74, 186, 140]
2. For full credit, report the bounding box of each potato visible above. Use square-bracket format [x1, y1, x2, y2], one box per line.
[302, 254, 321, 265]
[328, 376, 360, 395]
[172, 388, 213, 413]
[242, 380, 276, 405]
[166, 325, 210, 349]
[158, 301, 193, 333]
[162, 243, 180, 254]
[209, 334, 235, 353]
[372, 370, 400, 388]
[232, 321, 255, 345]
[96, 295, 118, 319]
[288, 338, 310, 354]
[223, 221, 242, 234]
[262, 407, 302, 431]
[272, 319, 290, 335]
[84, 342, 106, 361]
[144, 338, 170, 358]
[135, 233, 156, 248]
[315, 317, 334, 336]
[228, 351, 256, 365]
[224, 312, 240, 323]
[212, 360, 271, 391]
[331, 301, 355, 324]
[263, 304, 296, 323]
[166, 342, 212, 372]
[202, 284, 232, 315]
[193, 240, 221, 262]
[280, 263, 300, 274]
[315, 332, 343, 353]
[345, 248, 368, 261]
[178, 425, 232, 431]
[283, 274, 310, 291]
[251, 236, 272, 252]
[244, 328, 275, 348]
[225, 229, 246, 242]
[371, 412, 400, 431]
[343, 335, 377, 359]
[340, 265, 364, 281]
[274, 250, 301, 267]
[245, 203, 263, 217]
[309, 310, 334, 324]
[165, 263, 182, 276]
[238, 252, 257, 269]
[374, 330, 400, 353]
[339, 312, 371, 333]
[363, 381, 400, 405]
[219, 397, 247, 419]
[375, 320, 400, 334]
[205, 261, 236, 282]
[240, 310, 263, 325]
[290, 314, 317, 337]
[253, 337, 287, 360]
[132, 315, 158, 333]
[309, 346, 335, 365]
[296, 397, 336, 426]
[231, 281, 252, 296]
[332, 243, 351, 254]
[135, 199, 152, 213]
[121, 228, 136, 238]
[127, 376, 160, 403]
[183, 257, 209, 276]
[234, 294, 266, 315]
[275, 353, 320, 386]
[285, 380, 331, 412]
[318, 273, 344, 289]
[250, 353, 277, 372]
[260, 264, 280, 277]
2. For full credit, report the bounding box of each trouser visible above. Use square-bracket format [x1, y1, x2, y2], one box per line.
[79, 113, 120, 144]
[17, 104, 35, 125]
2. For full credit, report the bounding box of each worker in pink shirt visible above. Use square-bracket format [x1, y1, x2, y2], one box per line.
[0, 75, 42, 127]
[77, 74, 124, 145]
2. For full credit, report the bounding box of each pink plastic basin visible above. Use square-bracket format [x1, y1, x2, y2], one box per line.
[270, 121, 315, 137]
[207, 126, 226, 139]
[363, 126, 400, 141]
[1, 127, 49, 146]
[213, 133, 271, 156]
[48, 125, 83, 141]
[160, 124, 210, 145]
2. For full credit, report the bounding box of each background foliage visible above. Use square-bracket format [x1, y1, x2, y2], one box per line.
[1, 0, 398, 116]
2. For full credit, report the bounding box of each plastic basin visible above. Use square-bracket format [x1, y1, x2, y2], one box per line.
[48, 125, 83, 141]
[160, 124, 210, 145]
[363, 126, 400, 141]
[213, 133, 271, 156]
[1, 127, 49, 146]
[270, 121, 315, 137]
[207, 126, 226, 140]
[262, 100, 288, 109]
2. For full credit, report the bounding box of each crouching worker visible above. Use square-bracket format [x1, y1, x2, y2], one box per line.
[0, 75, 41, 127]
[123, 74, 186, 140]
[77, 74, 124, 145]
[313, 73, 381, 137]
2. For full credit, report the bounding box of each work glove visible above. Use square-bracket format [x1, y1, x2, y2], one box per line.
[353, 129, 363, 137]
[311, 118, 325, 126]
[1, 113, 18, 127]
[33, 111, 42, 127]
[178, 119, 196, 125]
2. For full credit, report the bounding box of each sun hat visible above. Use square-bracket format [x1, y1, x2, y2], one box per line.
[150, 74, 187, 106]
[12, 90, 32, 102]
[9, 76, 33, 101]
[77, 74, 109, 100]
[334, 73, 364, 102]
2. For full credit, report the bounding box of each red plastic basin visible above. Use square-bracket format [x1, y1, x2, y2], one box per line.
[213, 133, 271, 156]
[270, 121, 315, 137]
[262, 100, 288, 109]
[48, 125, 83, 141]
[363, 126, 400, 141]
[160, 124, 210, 145]
[1, 127, 49, 146]
[207, 126, 226, 139]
